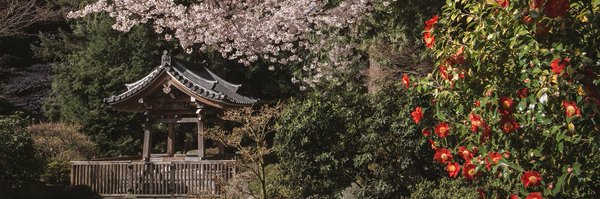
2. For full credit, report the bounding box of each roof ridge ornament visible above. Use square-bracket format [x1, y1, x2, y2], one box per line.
[161, 50, 171, 66]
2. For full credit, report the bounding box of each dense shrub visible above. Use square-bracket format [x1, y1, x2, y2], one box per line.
[353, 82, 438, 198]
[411, 175, 519, 199]
[28, 123, 97, 161]
[28, 122, 97, 184]
[40, 160, 71, 185]
[0, 113, 42, 188]
[413, 1, 600, 198]
[275, 90, 366, 198]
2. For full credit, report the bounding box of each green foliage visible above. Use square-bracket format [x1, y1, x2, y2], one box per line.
[40, 160, 70, 185]
[0, 113, 42, 188]
[416, 0, 600, 198]
[246, 164, 301, 199]
[360, 0, 444, 72]
[275, 89, 366, 198]
[353, 82, 438, 198]
[410, 177, 480, 199]
[34, 13, 166, 156]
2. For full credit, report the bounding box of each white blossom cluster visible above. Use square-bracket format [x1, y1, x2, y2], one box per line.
[68, 0, 372, 88]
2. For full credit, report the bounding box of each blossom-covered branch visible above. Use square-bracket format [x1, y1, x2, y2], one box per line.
[68, 0, 371, 67]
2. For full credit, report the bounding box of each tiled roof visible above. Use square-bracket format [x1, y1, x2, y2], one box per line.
[104, 59, 256, 106]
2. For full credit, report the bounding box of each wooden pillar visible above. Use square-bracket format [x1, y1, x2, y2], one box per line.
[167, 123, 175, 157]
[197, 118, 205, 160]
[194, 103, 205, 160]
[142, 110, 153, 162]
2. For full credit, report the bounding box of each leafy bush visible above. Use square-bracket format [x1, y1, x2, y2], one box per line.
[353, 82, 438, 198]
[411, 175, 519, 199]
[28, 123, 97, 161]
[0, 113, 42, 188]
[275, 90, 366, 198]
[413, 1, 600, 198]
[243, 164, 300, 199]
[28, 122, 97, 185]
[40, 160, 71, 185]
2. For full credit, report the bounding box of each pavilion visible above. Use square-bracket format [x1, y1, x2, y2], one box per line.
[70, 52, 256, 197]
[103, 52, 256, 161]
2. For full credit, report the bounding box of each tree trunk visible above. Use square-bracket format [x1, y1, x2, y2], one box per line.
[258, 159, 267, 199]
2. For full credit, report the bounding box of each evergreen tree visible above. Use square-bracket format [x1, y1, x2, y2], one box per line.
[34, 13, 165, 156]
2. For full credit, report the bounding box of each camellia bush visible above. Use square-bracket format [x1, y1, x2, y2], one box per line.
[412, 0, 599, 198]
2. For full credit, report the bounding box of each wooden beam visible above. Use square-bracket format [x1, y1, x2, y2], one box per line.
[156, 117, 200, 123]
[156, 117, 221, 123]
[167, 123, 175, 157]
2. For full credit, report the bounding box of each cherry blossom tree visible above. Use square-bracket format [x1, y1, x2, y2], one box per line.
[68, 0, 370, 66]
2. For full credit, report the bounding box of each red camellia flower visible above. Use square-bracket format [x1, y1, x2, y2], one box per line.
[500, 115, 520, 133]
[423, 32, 435, 48]
[463, 163, 478, 180]
[474, 100, 481, 107]
[446, 162, 460, 178]
[545, 0, 569, 18]
[469, 113, 488, 133]
[499, 97, 514, 115]
[551, 57, 570, 75]
[434, 123, 450, 138]
[424, 32, 435, 48]
[526, 192, 543, 199]
[425, 15, 439, 31]
[458, 146, 475, 161]
[485, 152, 503, 170]
[511, 194, 521, 199]
[402, 73, 410, 89]
[439, 65, 448, 80]
[411, 107, 424, 124]
[497, 0, 509, 8]
[518, 88, 529, 98]
[489, 152, 503, 163]
[434, 148, 453, 163]
[562, 101, 581, 117]
[521, 171, 543, 188]
[422, 128, 431, 136]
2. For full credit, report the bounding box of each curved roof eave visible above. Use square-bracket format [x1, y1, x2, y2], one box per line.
[104, 61, 257, 109]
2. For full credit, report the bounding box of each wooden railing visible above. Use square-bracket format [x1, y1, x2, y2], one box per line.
[71, 160, 236, 197]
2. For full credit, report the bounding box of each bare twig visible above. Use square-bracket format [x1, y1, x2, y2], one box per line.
[0, 0, 57, 37]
